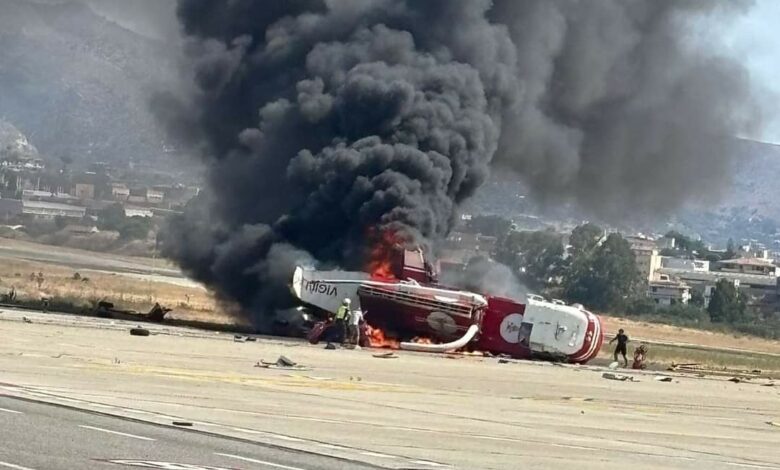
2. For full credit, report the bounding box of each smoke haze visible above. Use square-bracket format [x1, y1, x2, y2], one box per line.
[158, 0, 760, 323]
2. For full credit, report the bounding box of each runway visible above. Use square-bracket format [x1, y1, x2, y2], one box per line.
[0, 396, 375, 470]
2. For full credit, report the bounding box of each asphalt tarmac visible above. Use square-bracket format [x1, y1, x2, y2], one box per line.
[0, 396, 376, 470]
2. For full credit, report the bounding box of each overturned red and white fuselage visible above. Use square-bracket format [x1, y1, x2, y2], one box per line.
[291, 251, 603, 363]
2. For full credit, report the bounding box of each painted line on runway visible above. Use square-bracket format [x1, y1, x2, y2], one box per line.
[724, 463, 779, 469]
[0, 407, 22, 414]
[0, 461, 37, 470]
[358, 451, 394, 458]
[315, 443, 349, 451]
[214, 453, 305, 470]
[78, 425, 156, 441]
[410, 460, 451, 468]
[268, 434, 305, 443]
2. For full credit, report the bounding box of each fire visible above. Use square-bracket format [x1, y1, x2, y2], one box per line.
[410, 337, 434, 344]
[459, 350, 487, 357]
[365, 227, 404, 280]
[364, 324, 400, 349]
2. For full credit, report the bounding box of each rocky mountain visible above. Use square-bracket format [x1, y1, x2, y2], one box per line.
[0, 119, 39, 160]
[0, 0, 179, 168]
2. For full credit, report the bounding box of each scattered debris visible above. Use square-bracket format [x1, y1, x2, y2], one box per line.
[277, 355, 296, 367]
[728, 377, 742, 383]
[670, 363, 764, 380]
[324, 343, 337, 350]
[762, 382, 775, 387]
[130, 327, 150, 337]
[255, 355, 309, 371]
[349, 376, 362, 381]
[498, 358, 511, 364]
[766, 421, 779, 428]
[654, 376, 673, 382]
[373, 352, 398, 359]
[233, 335, 258, 342]
[172, 421, 193, 427]
[22, 317, 32, 324]
[602, 372, 636, 382]
[608, 361, 619, 370]
[668, 363, 700, 370]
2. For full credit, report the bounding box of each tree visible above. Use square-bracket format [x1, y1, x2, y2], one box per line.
[97, 203, 152, 241]
[690, 289, 705, 308]
[563, 233, 641, 311]
[707, 279, 747, 323]
[568, 223, 603, 258]
[98, 203, 126, 231]
[665, 230, 706, 255]
[495, 229, 564, 290]
[725, 238, 737, 260]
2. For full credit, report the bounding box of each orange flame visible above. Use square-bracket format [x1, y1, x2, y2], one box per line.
[366, 227, 403, 280]
[410, 337, 434, 344]
[364, 324, 400, 349]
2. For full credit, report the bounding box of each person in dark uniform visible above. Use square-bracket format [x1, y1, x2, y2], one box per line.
[609, 329, 629, 367]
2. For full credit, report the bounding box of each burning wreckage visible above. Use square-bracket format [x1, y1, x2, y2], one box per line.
[292, 248, 603, 363]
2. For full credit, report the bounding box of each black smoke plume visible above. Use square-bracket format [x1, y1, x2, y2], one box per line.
[160, 0, 759, 324]
[489, 0, 760, 216]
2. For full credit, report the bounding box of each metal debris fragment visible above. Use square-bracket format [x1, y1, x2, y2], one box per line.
[373, 352, 398, 359]
[256, 355, 309, 371]
[602, 372, 636, 382]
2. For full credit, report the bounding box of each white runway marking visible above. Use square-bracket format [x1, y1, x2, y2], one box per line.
[78, 425, 155, 441]
[214, 453, 306, 470]
[0, 461, 37, 470]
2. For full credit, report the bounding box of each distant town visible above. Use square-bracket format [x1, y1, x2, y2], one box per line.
[0, 130, 198, 256]
[439, 213, 780, 339]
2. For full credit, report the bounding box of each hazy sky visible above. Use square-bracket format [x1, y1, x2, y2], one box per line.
[719, 0, 780, 143]
[83, 0, 779, 143]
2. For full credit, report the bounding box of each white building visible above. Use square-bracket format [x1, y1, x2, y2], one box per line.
[717, 258, 778, 277]
[627, 237, 662, 282]
[647, 274, 691, 306]
[662, 257, 710, 272]
[22, 200, 86, 219]
[124, 207, 153, 218]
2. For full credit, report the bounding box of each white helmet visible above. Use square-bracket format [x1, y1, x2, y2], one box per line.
[343, 298, 351, 305]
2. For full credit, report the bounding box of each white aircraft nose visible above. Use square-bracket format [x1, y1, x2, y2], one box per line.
[292, 266, 304, 298]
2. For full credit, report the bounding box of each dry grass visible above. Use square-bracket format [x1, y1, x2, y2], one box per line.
[598, 340, 780, 378]
[0, 258, 216, 314]
[601, 315, 780, 355]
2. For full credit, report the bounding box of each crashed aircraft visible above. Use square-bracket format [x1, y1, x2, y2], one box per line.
[292, 248, 603, 363]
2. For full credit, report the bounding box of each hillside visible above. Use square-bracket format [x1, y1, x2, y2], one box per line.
[466, 137, 780, 245]
[0, 0, 177, 167]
